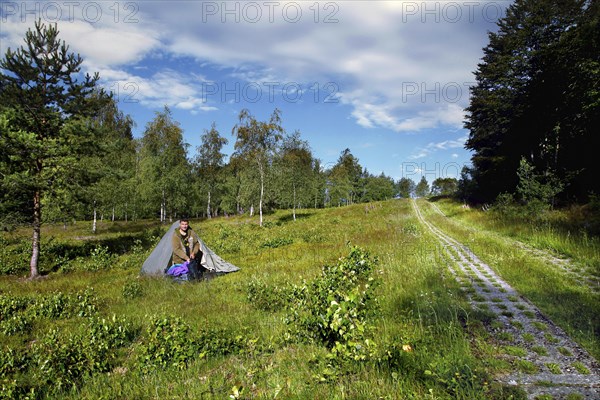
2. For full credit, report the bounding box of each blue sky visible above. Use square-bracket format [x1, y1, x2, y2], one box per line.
[1, 1, 510, 183]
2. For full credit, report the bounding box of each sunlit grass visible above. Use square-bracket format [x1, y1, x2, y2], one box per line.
[422, 198, 600, 360]
[1, 200, 515, 398]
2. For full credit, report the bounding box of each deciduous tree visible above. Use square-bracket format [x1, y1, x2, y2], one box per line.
[232, 109, 283, 226]
[194, 122, 228, 218]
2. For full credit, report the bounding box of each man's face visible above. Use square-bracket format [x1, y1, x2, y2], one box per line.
[179, 221, 189, 232]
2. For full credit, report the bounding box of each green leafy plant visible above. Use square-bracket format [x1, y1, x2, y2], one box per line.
[545, 363, 562, 374]
[246, 278, 292, 311]
[515, 360, 538, 374]
[260, 236, 293, 248]
[80, 245, 116, 271]
[122, 279, 144, 299]
[0, 313, 33, 335]
[136, 315, 198, 372]
[283, 246, 381, 367]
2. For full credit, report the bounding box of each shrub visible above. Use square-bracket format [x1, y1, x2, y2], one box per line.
[79, 245, 116, 271]
[0, 347, 28, 377]
[31, 329, 91, 393]
[284, 246, 381, 364]
[246, 278, 292, 311]
[85, 315, 138, 371]
[0, 293, 28, 320]
[122, 279, 144, 299]
[260, 236, 293, 248]
[0, 238, 29, 275]
[0, 313, 33, 335]
[28, 288, 98, 319]
[136, 315, 198, 372]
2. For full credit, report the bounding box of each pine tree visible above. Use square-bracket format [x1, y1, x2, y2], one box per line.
[0, 21, 109, 278]
[465, 0, 599, 203]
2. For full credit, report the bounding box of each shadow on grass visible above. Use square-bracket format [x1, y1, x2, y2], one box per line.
[428, 195, 454, 203]
[277, 212, 314, 223]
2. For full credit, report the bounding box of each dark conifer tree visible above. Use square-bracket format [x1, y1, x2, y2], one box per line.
[0, 21, 110, 278]
[465, 0, 598, 203]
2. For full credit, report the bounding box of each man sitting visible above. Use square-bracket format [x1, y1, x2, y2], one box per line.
[171, 218, 204, 280]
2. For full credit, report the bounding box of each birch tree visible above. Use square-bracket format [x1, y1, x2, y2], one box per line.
[232, 109, 283, 226]
[194, 123, 228, 218]
[139, 107, 190, 222]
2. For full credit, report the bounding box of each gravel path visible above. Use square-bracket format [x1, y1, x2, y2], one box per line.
[413, 200, 600, 399]
[429, 201, 600, 294]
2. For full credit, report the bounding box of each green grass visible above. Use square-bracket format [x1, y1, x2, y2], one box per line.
[515, 360, 539, 374]
[522, 333, 536, 343]
[425, 198, 600, 360]
[0, 200, 509, 399]
[532, 346, 548, 356]
[545, 363, 562, 374]
[1, 198, 596, 398]
[572, 362, 590, 374]
[503, 346, 527, 357]
[558, 347, 572, 356]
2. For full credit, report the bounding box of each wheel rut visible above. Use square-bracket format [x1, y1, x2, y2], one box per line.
[429, 202, 599, 294]
[413, 200, 600, 399]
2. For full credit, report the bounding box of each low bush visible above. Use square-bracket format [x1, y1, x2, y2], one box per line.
[136, 315, 198, 372]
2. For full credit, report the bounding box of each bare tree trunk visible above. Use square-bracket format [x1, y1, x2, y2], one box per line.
[207, 191, 212, 219]
[112, 206, 115, 222]
[293, 183, 297, 221]
[259, 182, 264, 226]
[30, 190, 41, 279]
[161, 189, 165, 222]
[92, 201, 97, 234]
[259, 165, 264, 226]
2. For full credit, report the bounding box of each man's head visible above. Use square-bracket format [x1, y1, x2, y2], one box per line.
[179, 219, 189, 232]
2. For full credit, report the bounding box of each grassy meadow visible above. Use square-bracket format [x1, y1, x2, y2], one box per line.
[1, 199, 597, 399]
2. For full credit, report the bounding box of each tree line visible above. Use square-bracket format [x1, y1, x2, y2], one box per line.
[461, 0, 599, 206]
[1, 22, 449, 277]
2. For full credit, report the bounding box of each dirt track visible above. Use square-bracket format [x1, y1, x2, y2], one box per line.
[413, 200, 600, 399]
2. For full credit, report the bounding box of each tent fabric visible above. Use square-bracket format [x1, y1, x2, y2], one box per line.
[141, 220, 240, 276]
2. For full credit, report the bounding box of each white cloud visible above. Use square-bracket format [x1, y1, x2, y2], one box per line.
[60, 22, 160, 67]
[97, 68, 217, 113]
[0, 1, 504, 130]
[409, 135, 468, 160]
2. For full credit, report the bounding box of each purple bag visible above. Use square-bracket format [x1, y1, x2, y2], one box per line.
[166, 261, 189, 277]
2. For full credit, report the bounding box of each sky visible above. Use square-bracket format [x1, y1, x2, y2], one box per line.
[0, 0, 511, 183]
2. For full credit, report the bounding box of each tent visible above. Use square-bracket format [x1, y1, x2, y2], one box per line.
[140, 220, 240, 276]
